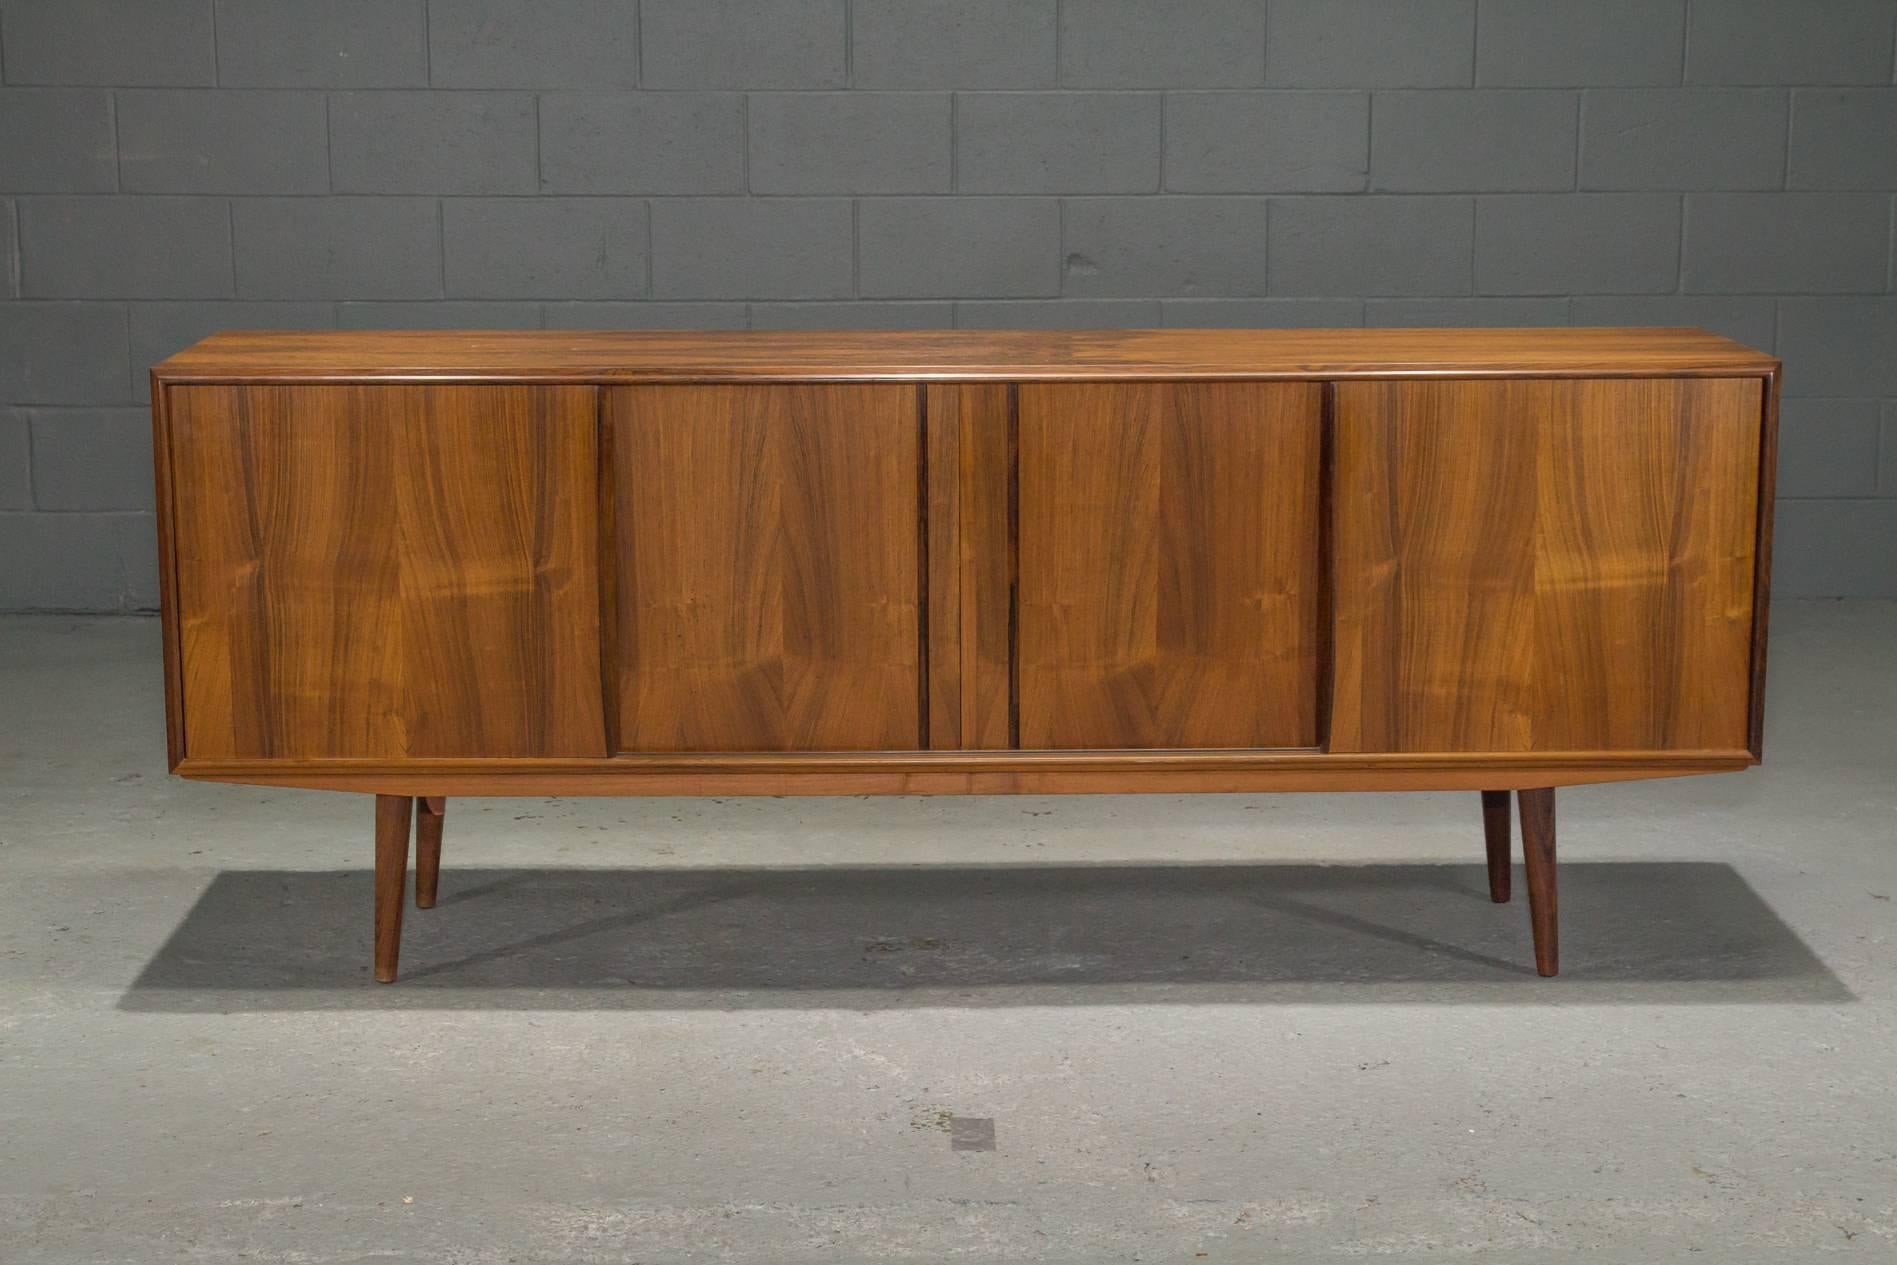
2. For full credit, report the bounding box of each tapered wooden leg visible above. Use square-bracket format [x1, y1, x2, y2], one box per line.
[1517, 787, 1558, 977]
[1481, 790, 1512, 903]
[414, 796, 446, 909]
[374, 794, 413, 984]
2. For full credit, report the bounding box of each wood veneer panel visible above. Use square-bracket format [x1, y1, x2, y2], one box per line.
[169, 384, 606, 760]
[153, 328, 1779, 385]
[609, 384, 923, 752]
[924, 383, 1013, 750]
[401, 391, 607, 756]
[1017, 382, 1323, 750]
[1331, 377, 1761, 754]
[1331, 381, 1538, 753]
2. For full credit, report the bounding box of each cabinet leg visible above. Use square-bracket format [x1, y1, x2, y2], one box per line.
[415, 796, 446, 909]
[1517, 788, 1558, 977]
[374, 794, 413, 984]
[1481, 790, 1512, 903]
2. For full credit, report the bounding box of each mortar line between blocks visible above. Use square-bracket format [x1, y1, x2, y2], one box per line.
[108, 91, 121, 193]
[23, 400, 38, 510]
[949, 93, 958, 194]
[1679, 0, 1693, 82]
[1468, 0, 1479, 87]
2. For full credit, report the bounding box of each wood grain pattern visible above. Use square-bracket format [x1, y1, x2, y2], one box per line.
[1331, 377, 1762, 754]
[1017, 382, 1323, 750]
[924, 383, 1013, 750]
[153, 328, 1778, 385]
[168, 384, 606, 760]
[609, 384, 923, 752]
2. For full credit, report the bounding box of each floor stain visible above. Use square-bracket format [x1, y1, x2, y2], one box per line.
[949, 1116, 996, 1152]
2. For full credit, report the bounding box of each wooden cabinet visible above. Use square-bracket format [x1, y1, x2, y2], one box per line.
[150, 328, 1781, 980]
[152, 330, 1778, 782]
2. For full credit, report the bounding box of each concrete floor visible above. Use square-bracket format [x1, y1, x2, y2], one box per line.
[0, 602, 1893, 1264]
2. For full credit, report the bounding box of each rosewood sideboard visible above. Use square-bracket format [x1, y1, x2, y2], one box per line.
[149, 329, 1780, 981]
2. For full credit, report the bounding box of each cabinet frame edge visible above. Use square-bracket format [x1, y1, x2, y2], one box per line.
[151, 375, 186, 772]
[1745, 365, 1782, 763]
[172, 749, 1756, 796]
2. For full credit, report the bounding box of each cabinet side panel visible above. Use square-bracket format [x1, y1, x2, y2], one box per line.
[1017, 382, 1323, 750]
[611, 384, 924, 752]
[1331, 377, 1759, 754]
[169, 384, 606, 760]
[152, 383, 186, 768]
[1748, 369, 1779, 759]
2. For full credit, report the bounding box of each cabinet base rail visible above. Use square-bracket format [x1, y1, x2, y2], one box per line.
[368, 789, 1562, 983]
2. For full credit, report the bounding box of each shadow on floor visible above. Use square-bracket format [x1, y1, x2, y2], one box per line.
[119, 861, 1850, 1010]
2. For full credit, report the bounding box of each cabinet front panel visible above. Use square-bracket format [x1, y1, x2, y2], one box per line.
[1331, 377, 1761, 754]
[1017, 382, 1324, 750]
[609, 385, 923, 752]
[169, 384, 607, 760]
[924, 383, 1014, 751]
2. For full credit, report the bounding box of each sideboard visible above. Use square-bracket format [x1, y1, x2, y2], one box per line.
[150, 328, 1780, 981]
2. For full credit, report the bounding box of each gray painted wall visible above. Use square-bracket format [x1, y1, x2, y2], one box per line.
[2, 0, 1895, 610]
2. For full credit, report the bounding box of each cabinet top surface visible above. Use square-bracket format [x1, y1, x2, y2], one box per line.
[153, 327, 1777, 384]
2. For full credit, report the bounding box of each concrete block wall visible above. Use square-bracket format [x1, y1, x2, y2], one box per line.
[1, 0, 1895, 608]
